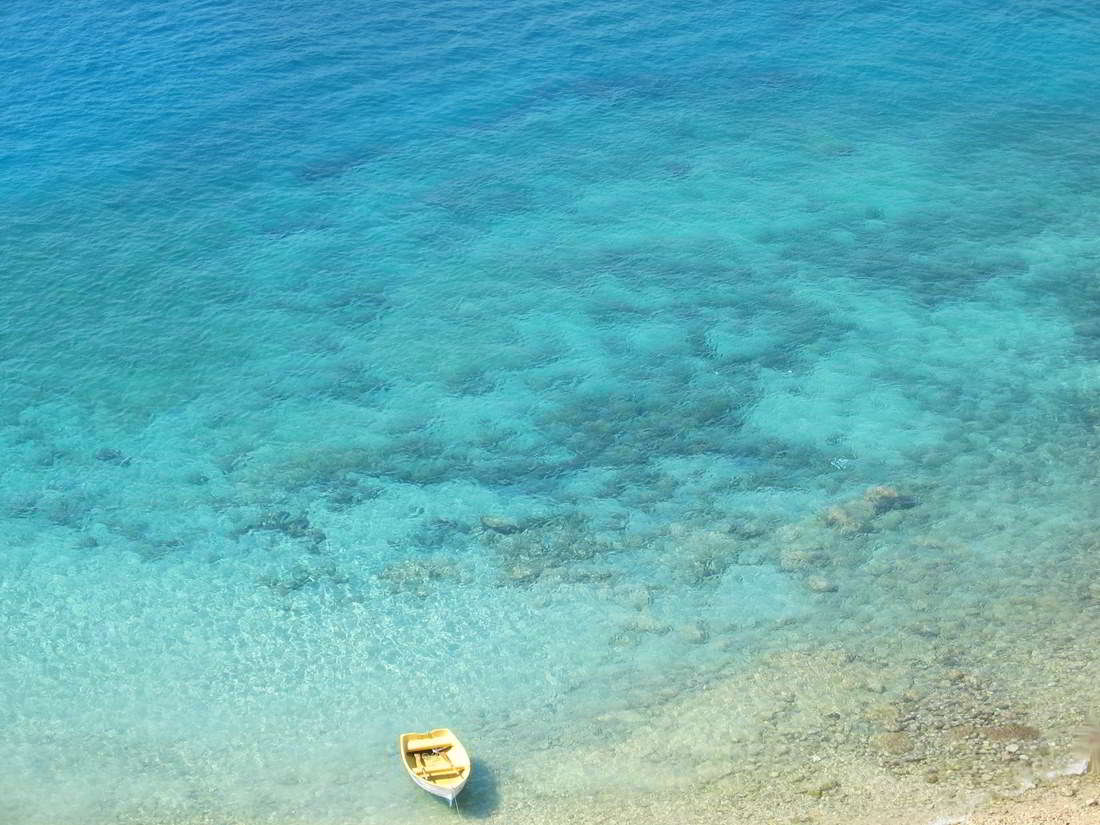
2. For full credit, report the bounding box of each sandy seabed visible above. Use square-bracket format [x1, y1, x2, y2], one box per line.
[67, 470, 1100, 825]
[372, 620, 1100, 825]
[383, 499, 1100, 825]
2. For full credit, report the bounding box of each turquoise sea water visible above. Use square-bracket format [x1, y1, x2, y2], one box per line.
[2, 1, 1099, 822]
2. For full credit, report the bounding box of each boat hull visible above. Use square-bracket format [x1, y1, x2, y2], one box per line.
[407, 769, 467, 803]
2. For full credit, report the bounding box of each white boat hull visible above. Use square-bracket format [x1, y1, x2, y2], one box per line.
[409, 770, 468, 803]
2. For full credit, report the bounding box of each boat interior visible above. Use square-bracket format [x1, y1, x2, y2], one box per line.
[405, 736, 466, 782]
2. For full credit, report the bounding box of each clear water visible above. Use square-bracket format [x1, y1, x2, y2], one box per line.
[2, 0, 1098, 822]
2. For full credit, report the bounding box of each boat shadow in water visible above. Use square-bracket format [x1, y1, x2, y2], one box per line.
[453, 760, 500, 819]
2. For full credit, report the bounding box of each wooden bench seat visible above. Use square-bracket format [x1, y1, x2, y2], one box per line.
[406, 736, 453, 753]
[423, 766, 464, 780]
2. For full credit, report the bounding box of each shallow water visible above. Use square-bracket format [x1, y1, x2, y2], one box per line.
[1, 0, 1099, 822]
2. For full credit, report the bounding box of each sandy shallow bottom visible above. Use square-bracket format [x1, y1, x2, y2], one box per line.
[441, 645, 1100, 825]
[462, 778, 1100, 825]
[35, 473, 1098, 825]
[961, 791, 1100, 825]
[116, 600, 1097, 825]
[430, 494, 1100, 825]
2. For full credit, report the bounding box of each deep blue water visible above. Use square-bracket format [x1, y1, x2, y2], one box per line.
[2, 1, 1099, 822]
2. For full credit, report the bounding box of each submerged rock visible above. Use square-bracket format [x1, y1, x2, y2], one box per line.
[617, 586, 653, 610]
[822, 484, 918, 533]
[779, 548, 828, 571]
[676, 621, 709, 644]
[480, 515, 525, 534]
[486, 513, 620, 584]
[872, 731, 915, 755]
[667, 526, 743, 585]
[234, 510, 327, 549]
[806, 575, 837, 593]
[94, 448, 131, 466]
[822, 501, 874, 533]
[627, 613, 671, 634]
[864, 485, 918, 514]
[504, 564, 542, 585]
[979, 724, 1042, 742]
[261, 561, 350, 596]
[378, 558, 459, 593]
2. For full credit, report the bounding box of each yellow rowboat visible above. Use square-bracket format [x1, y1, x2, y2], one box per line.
[399, 728, 471, 806]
